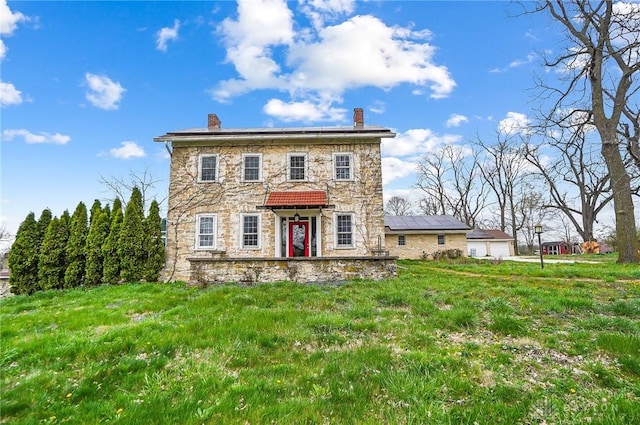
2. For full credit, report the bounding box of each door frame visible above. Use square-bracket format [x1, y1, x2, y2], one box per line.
[288, 220, 310, 257]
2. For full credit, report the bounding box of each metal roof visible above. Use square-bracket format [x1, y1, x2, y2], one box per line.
[384, 215, 471, 231]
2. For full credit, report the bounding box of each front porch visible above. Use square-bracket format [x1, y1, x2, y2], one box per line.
[187, 256, 397, 285]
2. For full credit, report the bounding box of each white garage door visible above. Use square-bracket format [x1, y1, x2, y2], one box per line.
[489, 242, 510, 258]
[467, 241, 487, 257]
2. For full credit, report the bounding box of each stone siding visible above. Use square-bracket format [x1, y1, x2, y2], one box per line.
[385, 233, 468, 259]
[165, 137, 389, 282]
[188, 257, 398, 285]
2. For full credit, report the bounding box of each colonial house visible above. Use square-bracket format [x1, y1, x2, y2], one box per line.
[384, 215, 471, 259]
[466, 229, 515, 258]
[154, 109, 397, 284]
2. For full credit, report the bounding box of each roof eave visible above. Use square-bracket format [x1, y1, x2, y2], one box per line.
[154, 131, 396, 143]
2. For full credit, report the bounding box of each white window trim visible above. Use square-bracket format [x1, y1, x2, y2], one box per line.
[241, 153, 263, 182]
[195, 213, 217, 250]
[333, 152, 354, 181]
[287, 152, 308, 182]
[398, 235, 406, 246]
[240, 213, 261, 250]
[334, 212, 355, 249]
[197, 154, 219, 183]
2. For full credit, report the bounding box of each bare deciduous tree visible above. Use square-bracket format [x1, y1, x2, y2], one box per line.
[523, 117, 617, 243]
[385, 196, 413, 216]
[515, 184, 553, 254]
[476, 132, 532, 252]
[416, 196, 441, 216]
[415, 145, 488, 227]
[531, 0, 640, 262]
[99, 168, 165, 211]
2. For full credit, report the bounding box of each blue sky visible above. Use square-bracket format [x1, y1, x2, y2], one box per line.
[0, 0, 579, 244]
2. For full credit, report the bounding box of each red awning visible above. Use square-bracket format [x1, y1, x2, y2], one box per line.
[264, 191, 328, 208]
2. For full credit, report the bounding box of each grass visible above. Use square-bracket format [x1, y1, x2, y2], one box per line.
[1, 259, 639, 424]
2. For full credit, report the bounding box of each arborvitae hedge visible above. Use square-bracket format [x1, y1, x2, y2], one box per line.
[64, 202, 88, 288]
[143, 200, 165, 282]
[7, 212, 39, 295]
[89, 199, 102, 226]
[102, 200, 123, 285]
[85, 210, 110, 286]
[8, 194, 166, 294]
[118, 188, 147, 282]
[38, 217, 68, 291]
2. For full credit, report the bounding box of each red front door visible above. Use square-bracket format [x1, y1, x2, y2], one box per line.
[288, 221, 309, 257]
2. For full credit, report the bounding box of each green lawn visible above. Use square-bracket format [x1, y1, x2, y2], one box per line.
[1, 259, 639, 424]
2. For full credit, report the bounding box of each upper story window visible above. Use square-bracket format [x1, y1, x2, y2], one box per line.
[242, 154, 262, 182]
[334, 153, 353, 180]
[241, 214, 260, 249]
[195, 214, 217, 249]
[438, 234, 445, 245]
[288, 153, 307, 181]
[198, 154, 218, 182]
[335, 213, 354, 248]
[398, 235, 406, 246]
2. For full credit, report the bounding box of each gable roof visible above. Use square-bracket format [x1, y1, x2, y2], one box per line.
[467, 229, 513, 240]
[385, 215, 471, 232]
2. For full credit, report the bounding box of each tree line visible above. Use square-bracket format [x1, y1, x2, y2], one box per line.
[386, 1, 640, 263]
[7, 187, 165, 295]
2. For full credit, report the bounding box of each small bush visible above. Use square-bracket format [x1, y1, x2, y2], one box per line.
[429, 249, 464, 260]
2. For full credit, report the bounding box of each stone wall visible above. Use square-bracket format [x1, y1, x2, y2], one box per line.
[385, 233, 468, 259]
[188, 256, 398, 285]
[165, 137, 389, 282]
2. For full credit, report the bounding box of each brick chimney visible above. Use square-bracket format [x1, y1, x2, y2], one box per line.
[208, 114, 221, 129]
[353, 108, 364, 128]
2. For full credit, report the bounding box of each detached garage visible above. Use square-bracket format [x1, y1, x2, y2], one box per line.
[385, 215, 471, 259]
[467, 229, 514, 258]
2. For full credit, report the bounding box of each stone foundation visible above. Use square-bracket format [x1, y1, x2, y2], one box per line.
[187, 256, 397, 285]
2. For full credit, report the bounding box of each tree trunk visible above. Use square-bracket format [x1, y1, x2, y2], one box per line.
[601, 137, 640, 262]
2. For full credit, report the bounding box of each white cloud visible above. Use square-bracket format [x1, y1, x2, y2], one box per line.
[108, 141, 146, 159]
[498, 112, 531, 135]
[0, 0, 27, 35]
[84, 73, 126, 110]
[382, 157, 415, 185]
[0, 0, 29, 61]
[0, 81, 22, 106]
[300, 0, 355, 29]
[263, 98, 346, 122]
[381, 128, 461, 158]
[156, 19, 180, 52]
[2, 129, 71, 144]
[369, 100, 385, 114]
[445, 114, 468, 128]
[509, 52, 536, 68]
[212, 0, 455, 113]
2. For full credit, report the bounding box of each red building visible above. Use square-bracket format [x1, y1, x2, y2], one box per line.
[541, 241, 572, 255]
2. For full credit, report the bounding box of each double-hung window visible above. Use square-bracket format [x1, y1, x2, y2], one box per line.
[198, 154, 218, 182]
[241, 214, 260, 249]
[335, 213, 354, 248]
[288, 153, 307, 181]
[195, 214, 217, 249]
[334, 153, 352, 180]
[398, 235, 406, 246]
[437, 234, 445, 245]
[242, 154, 262, 182]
